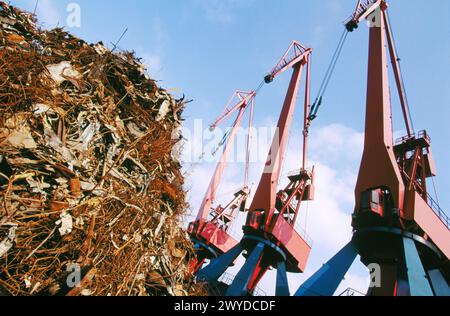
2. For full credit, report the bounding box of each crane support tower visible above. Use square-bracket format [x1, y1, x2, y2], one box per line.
[198, 41, 315, 296]
[295, 0, 450, 296]
[187, 91, 255, 274]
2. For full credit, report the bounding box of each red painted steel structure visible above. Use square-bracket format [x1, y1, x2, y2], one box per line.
[244, 41, 315, 273]
[197, 41, 315, 296]
[198, 41, 314, 296]
[296, 1, 448, 297]
[241, 41, 315, 294]
[346, 0, 450, 295]
[188, 91, 255, 273]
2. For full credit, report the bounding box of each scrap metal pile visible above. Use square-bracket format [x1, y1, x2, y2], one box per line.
[0, 2, 201, 296]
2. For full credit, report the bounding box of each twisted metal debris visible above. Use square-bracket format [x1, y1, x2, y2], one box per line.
[0, 2, 202, 296]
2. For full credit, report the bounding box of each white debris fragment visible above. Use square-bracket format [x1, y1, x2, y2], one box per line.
[111, 233, 120, 250]
[142, 228, 150, 236]
[6, 130, 37, 149]
[26, 177, 51, 196]
[24, 275, 32, 289]
[93, 43, 108, 55]
[55, 178, 68, 185]
[33, 103, 51, 115]
[75, 216, 85, 227]
[81, 289, 92, 296]
[126, 122, 146, 139]
[166, 286, 175, 296]
[135, 273, 145, 281]
[154, 214, 166, 237]
[0, 225, 17, 258]
[80, 181, 95, 191]
[46, 61, 82, 85]
[133, 233, 142, 243]
[43, 119, 79, 166]
[56, 212, 73, 236]
[79, 122, 101, 150]
[156, 100, 171, 122]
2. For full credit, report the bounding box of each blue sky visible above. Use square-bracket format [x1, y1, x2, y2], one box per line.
[12, 0, 450, 295]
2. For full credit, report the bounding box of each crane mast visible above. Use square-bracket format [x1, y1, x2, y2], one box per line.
[295, 0, 449, 296]
[351, 0, 449, 296]
[251, 42, 313, 216]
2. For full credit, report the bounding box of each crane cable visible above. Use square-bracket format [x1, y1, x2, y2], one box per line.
[183, 127, 232, 178]
[386, 10, 416, 134]
[211, 129, 231, 156]
[309, 29, 349, 121]
[184, 78, 266, 177]
[431, 175, 440, 207]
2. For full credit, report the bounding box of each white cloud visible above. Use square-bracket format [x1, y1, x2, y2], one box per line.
[328, 0, 345, 15]
[200, 0, 233, 24]
[301, 163, 354, 250]
[31, 0, 61, 28]
[336, 268, 370, 296]
[139, 17, 167, 80]
[194, 0, 255, 25]
[311, 25, 325, 48]
[309, 123, 364, 165]
[141, 54, 163, 79]
[185, 161, 244, 215]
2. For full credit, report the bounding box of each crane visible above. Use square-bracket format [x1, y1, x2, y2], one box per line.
[295, 0, 450, 296]
[198, 41, 315, 296]
[187, 91, 255, 274]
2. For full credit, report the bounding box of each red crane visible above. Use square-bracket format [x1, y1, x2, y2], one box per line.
[296, 0, 449, 296]
[187, 91, 255, 274]
[198, 41, 315, 296]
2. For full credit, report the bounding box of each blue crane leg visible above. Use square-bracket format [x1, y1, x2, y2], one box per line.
[275, 260, 290, 296]
[197, 243, 243, 282]
[427, 269, 450, 296]
[294, 241, 358, 296]
[226, 242, 265, 296]
[402, 237, 434, 296]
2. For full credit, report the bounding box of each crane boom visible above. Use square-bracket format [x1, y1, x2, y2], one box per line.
[210, 91, 255, 130]
[188, 91, 255, 274]
[345, 0, 383, 30]
[251, 44, 312, 214]
[265, 41, 311, 83]
[197, 41, 315, 296]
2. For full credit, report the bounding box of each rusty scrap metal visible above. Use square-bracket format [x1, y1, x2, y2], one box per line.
[0, 1, 201, 296]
